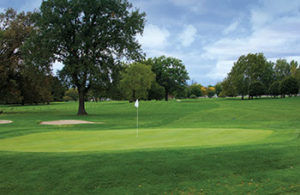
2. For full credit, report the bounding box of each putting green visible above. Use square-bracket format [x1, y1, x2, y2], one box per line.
[0, 128, 273, 152]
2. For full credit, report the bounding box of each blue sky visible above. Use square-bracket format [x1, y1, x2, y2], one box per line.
[1, 0, 300, 85]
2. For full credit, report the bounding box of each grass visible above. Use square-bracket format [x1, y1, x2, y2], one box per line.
[0, 97, 299, 194]
[0, 128, 273, 152]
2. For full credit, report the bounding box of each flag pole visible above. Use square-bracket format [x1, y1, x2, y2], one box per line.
[135, 99, 139, 137]
[136, 106, 139, 137]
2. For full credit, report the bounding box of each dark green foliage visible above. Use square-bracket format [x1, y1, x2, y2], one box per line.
[269, 81, 280, 97]
[219, 77, 237, 97]
[120, 63, 155, 101]
[274, 59, 291, 80]
[33, 0, 146, 114]
[189, 84, 202, 97]
[0, 9, 53, 104]
[249, 81, 265, 98]
[148, 82, 165, 100]
[64, 88, 78, 101]
[50, 76, 66, 101]
[228, 53, 272, 99]
[148, 56, 189, 101]
[207, 87, 215, 98]
[280, 77, 299, 97]
[215, 82, 222, 96]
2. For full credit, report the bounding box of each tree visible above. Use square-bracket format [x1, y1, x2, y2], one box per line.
[226, 53, 273, 99]
[120, 63, 155, 101]
[50, 76, 66, 101]
[149, 56, 189, 101]
[215, 82, 222, 97]
[295, 67, 300, 92]
[64, 88, 78, 101]
[280, 77, 299, 97]
[207, 86, 216, 98]
[290, 60, 298, 77]
[274, 59, 291, 80]
[148, 82, 165, 100]
[249, 81, 265, 99]
[33, 0, 145, 114]
[0, 9, 53, 104]
[269, 81, 280, 98]
[189, 84, 202, 97]
[219, 77, 237, 97]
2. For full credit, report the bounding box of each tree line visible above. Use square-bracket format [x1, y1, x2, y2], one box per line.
[219, 53, 300, 99]
[1, 1, 299, 116]
[0, 1, 190, 115]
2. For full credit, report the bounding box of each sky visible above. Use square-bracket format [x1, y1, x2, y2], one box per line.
[1, 0, 300, 85]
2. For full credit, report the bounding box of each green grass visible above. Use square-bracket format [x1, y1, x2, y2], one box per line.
[0, 97, 299, 194]
[0, 128, 273, 152]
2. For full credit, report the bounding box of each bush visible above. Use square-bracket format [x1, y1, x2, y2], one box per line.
[65, 88, 78, 101]
[280, 77, 299, 97]
[190, 94, 197, 99]
[63, 96, 73, 102]
[189, 84, 202, 97]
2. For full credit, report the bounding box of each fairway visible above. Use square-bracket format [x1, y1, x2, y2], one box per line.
[0, 98, 299, 194]
[0, 128, 273, 152]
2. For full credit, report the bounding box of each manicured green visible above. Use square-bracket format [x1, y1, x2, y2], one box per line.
[0, 128, 273, 152]
[0, 97, 299, 194]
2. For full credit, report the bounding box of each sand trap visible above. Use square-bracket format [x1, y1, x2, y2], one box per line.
[40, 120, 96, 125]
[0, 120, 13, 124]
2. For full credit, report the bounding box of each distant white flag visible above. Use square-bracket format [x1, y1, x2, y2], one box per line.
[134, 99, 139, 108]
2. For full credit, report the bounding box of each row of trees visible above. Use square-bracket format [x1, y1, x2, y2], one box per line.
[0, 3, 190, 115]
[0, 9, 66, 104]
[119, 56, 189, 102]
[220, 53, 300, 99]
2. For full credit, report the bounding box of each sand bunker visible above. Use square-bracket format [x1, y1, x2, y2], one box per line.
[40, 120, 96, 125]
[0, 120, 13, 124]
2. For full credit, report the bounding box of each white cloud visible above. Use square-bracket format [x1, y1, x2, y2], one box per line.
[206, 60, 235, 80]
[137, 24, 170, 49]
[178, 25, 197, 47]
[52, 61, 64, 75]
[223, 21, 239, 34]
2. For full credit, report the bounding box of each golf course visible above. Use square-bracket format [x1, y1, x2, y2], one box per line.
[0, 97, 299, 194]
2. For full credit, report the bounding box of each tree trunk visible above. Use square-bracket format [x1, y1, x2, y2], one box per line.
[241, 95, 244, 100]
[165, 90, 169, 101]
[78, 90, 87, 115]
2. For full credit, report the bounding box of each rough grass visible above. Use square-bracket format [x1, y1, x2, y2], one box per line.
[0, 97, 299, 194]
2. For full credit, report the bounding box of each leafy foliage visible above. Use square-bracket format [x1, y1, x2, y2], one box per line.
[269, 81, 280, 97]
[148, 82, 165, 100]
[147, 56, 189, 101]
[120, 63, 155, 101]
[280, 77, 299, 97]
[249, 81, 265, 98]
[0, 9, 53, 104]
[33, 0, 146, 114]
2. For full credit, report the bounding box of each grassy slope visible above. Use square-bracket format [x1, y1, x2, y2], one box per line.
[0, 97, 299, 194]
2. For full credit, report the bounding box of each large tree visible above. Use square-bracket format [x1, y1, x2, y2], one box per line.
[0, 9, 53, 104]
[120, 62, 155, 101]
[226, 53, 273, 99]
[147, 56, 189, 101]
[33, 0, 145, 115]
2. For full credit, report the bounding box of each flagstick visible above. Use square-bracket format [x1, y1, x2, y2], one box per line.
[136, 106, 139, 137]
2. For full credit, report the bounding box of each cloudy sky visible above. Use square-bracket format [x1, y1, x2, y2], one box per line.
[1, 0, 300, 85]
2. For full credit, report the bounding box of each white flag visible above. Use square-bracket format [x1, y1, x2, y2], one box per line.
[134, 99, 139, 108]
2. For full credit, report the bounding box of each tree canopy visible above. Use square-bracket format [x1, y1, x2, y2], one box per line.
[32, 0, 145, 114]
[120, 62, 155, 101]
[146, 56, 189, 101]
